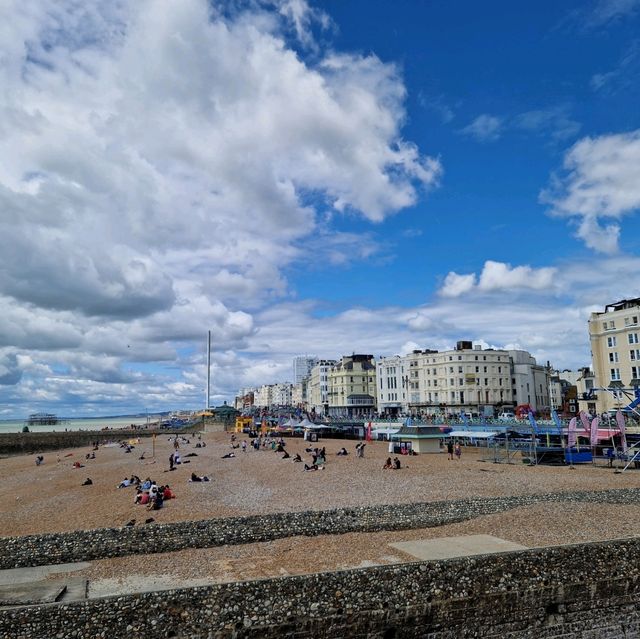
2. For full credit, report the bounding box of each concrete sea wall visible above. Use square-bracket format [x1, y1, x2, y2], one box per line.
[1, 536, 639, 638]
[3, 488, 639, 570]
[0, 428, 199, 456]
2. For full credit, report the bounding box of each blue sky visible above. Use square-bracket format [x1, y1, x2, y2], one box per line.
[1, 0, 640, 417]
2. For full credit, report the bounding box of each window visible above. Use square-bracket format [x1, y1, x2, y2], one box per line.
[632, 366, 639, 379]
[631, 349, 640, 361]
[449, 367, 454, 373]
[459, 378, 464, 386]
[450, 378, 455, 386]
[604, 320, 616, 330]
[609, 352, 619, 363]
[629, 333, 639, 344]
[458, 366, 463, 373]
[483, 366, 488, 373]
[475, 366, 479, 373]
[608, 336, 617, 347]
[610, 368, 621, 381]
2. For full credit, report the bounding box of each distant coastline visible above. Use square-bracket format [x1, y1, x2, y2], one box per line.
[0, 415, 155, 434]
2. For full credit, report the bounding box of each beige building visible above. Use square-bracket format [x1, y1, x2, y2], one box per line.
[327, 354, 376, 417]
[589, 298, 640, 413]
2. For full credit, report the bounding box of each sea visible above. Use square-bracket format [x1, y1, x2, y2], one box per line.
[0, 416, 153, 434]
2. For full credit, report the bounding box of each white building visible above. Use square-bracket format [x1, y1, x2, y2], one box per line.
[293, 356, 318, 384]
[376, 341, 550, 416]
[509, 350, 550, 411]
[308, 359, 337, 415]
[376, 355, 406, 416]
[253, 384, 273, 408]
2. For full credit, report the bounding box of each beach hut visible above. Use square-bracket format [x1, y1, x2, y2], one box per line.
[394, 424, 445, 453]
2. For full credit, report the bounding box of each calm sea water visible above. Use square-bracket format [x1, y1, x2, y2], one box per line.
[0, 416, 153, 434]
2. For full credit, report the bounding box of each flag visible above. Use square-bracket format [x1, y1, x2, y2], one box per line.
[616, 410, 627, 453]
[527, 410, 538, 434]
[568, 417, 577, 448]
[579, 411, 591, 434]
[551, 410, 563, 436]
[590, 417, 600, 446]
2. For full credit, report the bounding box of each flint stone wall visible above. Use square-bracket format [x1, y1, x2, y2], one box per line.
[1, 537, 640, 639]
[3, 488, 639, 570]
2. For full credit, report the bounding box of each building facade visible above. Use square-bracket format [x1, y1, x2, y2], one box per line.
[589, 298, 640, 413]
[293, 356, 318, 385]
[327, 354, 376, 417]
[376, 341, 550, 416]
[307, 359, 337, 415]
[376, 355, 406, 417]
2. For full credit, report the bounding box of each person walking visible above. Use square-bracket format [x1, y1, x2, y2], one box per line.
[454, 442, 461, 461]
[447, 440, 454, 461]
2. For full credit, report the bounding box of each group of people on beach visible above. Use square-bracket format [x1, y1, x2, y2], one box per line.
[383, 457, 402, 470]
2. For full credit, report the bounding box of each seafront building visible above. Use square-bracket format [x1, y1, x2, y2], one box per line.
[376, 341, 550, 417]
[293, 356, 318, 384]
[588, 298, 640, 414]
[307, 359, 337, 415]
[327, 354, 376, 417]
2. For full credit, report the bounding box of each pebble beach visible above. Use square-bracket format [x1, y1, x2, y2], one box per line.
[2, 431, 639, 594]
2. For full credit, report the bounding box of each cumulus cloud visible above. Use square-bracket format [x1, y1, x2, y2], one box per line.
[542, 129, 640, 253]
[0, 0, 441, 415]
[439, 261, 556, 297]
[440, 272, 477, 298]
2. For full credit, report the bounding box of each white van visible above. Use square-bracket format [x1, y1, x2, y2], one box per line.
[497, 411, 515, 421]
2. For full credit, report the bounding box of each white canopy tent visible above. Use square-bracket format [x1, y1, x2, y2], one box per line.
[447, 430, 498, 439]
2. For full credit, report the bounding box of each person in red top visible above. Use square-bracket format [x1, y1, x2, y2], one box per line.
[162, 486, 174, 500]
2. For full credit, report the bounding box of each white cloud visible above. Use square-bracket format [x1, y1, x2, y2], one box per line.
[439, 261, 556, 297]
[543, 129, 640, 253]
[477, 261, 556, 292]
[587, 0, 640, 26]
[512, 106, 581, 141]
[440, 272, 477, 297]
[0, 0, 442, 416]
[462, 106, 580, 144]
[460, 114, 503, 142]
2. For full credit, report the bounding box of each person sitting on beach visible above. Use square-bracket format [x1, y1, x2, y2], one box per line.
[189, 472, 210, 482]
[303, 463, 319, 471]
[221, 452, 236, 459]
[148, 490, 164, 511]
[73, 461, 84, 469]
[163, 485, 174, 500]
[35, 455, 44, 466]
[174, 452, 181, 465]
[383, 457, 393, 470]
[275, 443, 285, 453]
[137, 491, 150, 506]
[82, 478, 93, 486]
[118, 477, 131, 488]
[336, 447, 349, 456]
[282, 450, 290, 459]
[292, 453, 302, 463]
[141, 478, 152, 490]
[392, 457, 401, 470]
